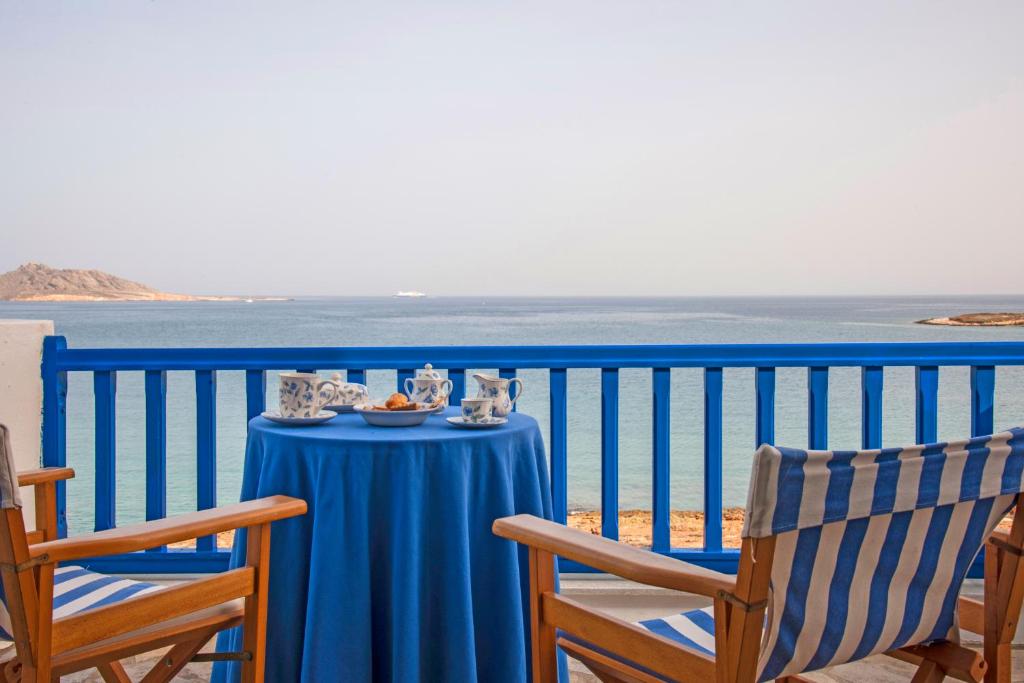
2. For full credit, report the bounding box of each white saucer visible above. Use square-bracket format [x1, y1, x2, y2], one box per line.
[262, 410, 338, 426]
[446, 416, 508, 429]
[324, 404, 358, 413]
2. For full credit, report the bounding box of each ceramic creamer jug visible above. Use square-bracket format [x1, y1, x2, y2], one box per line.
[473, 373, 523, 417]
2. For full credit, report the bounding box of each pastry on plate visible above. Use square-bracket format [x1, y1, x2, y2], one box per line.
[385, 393, 409, 409]
[373, 393, 421, 411]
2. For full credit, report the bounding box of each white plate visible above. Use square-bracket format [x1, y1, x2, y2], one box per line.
[354, 403, 434, 427]
[324, 404, 358, 413]
[262, 410, 337, 426]
[446, 416, 508, 429]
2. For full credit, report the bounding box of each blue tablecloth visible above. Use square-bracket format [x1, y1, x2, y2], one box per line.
[212, 408, 565, 682]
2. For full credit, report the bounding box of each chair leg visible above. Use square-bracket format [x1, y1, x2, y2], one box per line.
[528, 547, 558, 683]
[242, 523, 271, 683]
[140, 636, 211, 683]
[911, 660, 947, 683]
[96, 661, 131, 683]
[986, 642, 1012, 683]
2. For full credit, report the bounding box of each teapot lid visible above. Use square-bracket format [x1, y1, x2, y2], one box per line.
[416, 363, 443, 379]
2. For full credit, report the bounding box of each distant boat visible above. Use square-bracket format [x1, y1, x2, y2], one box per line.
[394, 291, 427, 298]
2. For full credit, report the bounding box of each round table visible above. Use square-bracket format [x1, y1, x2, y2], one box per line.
[212, 408, 560, 683]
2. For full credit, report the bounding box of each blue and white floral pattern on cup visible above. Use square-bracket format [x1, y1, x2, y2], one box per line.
[279, 373, 341, 418]
[472, 374, 524, 418]
[328, 373, 370, 406]
[404, 377, 454, 405]
[460, 397, 493, 423]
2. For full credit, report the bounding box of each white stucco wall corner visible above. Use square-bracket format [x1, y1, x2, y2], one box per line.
[0, 318, 56, 527]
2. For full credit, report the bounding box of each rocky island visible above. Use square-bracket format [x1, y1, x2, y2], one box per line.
[0, 262, 241, 302]
[918, 312, 1024, 327]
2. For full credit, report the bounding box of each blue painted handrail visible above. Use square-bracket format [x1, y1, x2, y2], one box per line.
[43, 341, 1024, 371]
[39, 337, 1024, 576]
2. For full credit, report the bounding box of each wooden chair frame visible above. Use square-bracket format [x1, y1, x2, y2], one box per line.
[494, 499, 1024, 683]
[0, 467, 306, 683]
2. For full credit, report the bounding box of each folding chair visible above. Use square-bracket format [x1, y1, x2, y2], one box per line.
[495, 428, 1024, 682]
[0, 424, 307, 682]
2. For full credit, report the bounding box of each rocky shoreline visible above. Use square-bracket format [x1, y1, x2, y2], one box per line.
[176, 507, 1012, 551]
[918, 312, 1024, 326]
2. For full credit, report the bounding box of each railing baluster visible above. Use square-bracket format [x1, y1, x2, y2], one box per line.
[448, 369, 466, 406]
[93, 370, 117, 532]
[499, 368, 518, 411]
[704, 368, 723, 552]
[755, 367, 776, 447]
[971, 366, 996, 436]
[861, 366, 884, 449]
[41, 335, 69, 538]
[145, 370, 167, 552]
[808, 367, 829, 449]
[915, 366, 939, 444]
[245, 369, 266, 422]
[397, 369, 414, 395]
[196, 370, 217, 552]
[347, 369, 366, 385]
[652, 367, 671, 552]
[549, 369, 568, 525]
[601, 368, 619, 540]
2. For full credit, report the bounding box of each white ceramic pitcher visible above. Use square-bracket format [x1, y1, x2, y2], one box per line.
[473, 373, 523, 417]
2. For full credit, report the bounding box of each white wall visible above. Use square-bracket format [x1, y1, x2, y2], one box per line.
[0, 319, 54, 527]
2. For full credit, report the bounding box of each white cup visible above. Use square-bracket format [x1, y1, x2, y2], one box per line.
[460, 397, 494, 423]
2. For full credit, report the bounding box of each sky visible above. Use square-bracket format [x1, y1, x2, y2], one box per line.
[1, 2, 1022, 297]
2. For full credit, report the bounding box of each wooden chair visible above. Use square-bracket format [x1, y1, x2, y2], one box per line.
[0, 424, 307, 682]
[979, 523, 1024, 683]
[495, 428, 1024, 683]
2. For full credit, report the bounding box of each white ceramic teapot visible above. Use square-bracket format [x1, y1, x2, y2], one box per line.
[405, 363, 453, 406]
[473, 373, 524, 417]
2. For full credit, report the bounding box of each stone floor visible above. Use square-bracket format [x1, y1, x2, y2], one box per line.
[63, 647, 1024, 682]
[59, 576, 1024, 682]
[60, 642, 1024, 682]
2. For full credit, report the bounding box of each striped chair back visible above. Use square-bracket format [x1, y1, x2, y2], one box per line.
[742, 428, 1024, 681]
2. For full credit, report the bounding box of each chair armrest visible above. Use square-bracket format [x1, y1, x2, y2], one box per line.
[31, 495, 307, 564]
[18, 467, 75, 487]
[493, 514, 735, 597]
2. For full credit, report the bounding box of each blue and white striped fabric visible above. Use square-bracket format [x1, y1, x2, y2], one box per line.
[559, 606, 718, 683]
[0, 566, 163, 644]
[638, 605, 717, 656]
[744, 428, 1024, 681]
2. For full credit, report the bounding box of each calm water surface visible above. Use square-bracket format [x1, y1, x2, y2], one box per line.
[2, 296, 1023, 535]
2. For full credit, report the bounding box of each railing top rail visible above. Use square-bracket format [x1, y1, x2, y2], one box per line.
[42, 337, 1024, 372]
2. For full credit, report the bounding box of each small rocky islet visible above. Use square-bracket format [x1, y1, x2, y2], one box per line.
[917, 312, 1024, 327]
[0, 262, 285, 302]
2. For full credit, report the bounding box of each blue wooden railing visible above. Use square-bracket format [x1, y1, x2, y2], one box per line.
[40, 337, 1024, 574]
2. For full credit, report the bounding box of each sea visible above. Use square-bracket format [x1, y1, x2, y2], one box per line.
[2, 296, 1023, 536]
